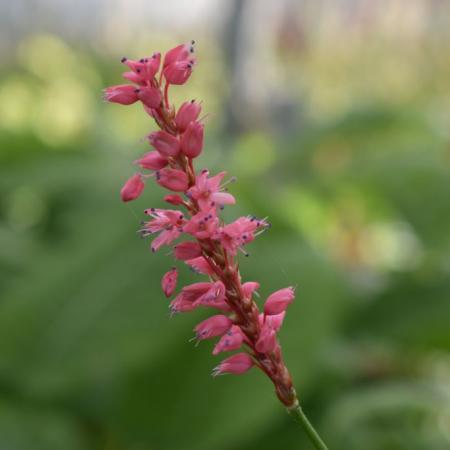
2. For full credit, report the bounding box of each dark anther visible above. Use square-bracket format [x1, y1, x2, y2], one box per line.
[136, 68, 141, 73]
[139, 58, 145, 63]
[191, 99, 195, 103]
[121, 57, 127, 62]
[191, 40, 195, 45]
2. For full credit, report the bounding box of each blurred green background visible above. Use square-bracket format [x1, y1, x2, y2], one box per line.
[1, 1, 450, 449]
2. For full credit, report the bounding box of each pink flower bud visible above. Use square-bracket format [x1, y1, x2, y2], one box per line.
[120, 173, 145, 202]
[174, 241, 202, 260]
[137, 86, 162, 109]
[163, 42, 194, 68]
[259, 312, 286, 332]
[242, 281, 260, 298]
[194, 314, 232, 341]
[122, 53, 161, 80]
[155, 168, 189, 192]
[185, 256, 214, 276]
[164, 194, 185, 205]
[255, 322, 277, 354]
[213, 325, 244, 355]
[264, 287, 295, 315]
[181, 121, 204, 158]
[134, 151, 168, 170]
[148, 131, 180, 157]
[161, 267, 178, 298]
[103, 85, 139, 105]
[163, 60, 195, 85]
[175, 100, 202, 132]
[212, 353, 254, 376]
[122, 71, 143, 85]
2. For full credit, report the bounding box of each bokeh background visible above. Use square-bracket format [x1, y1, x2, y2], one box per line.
[1, 1, 450, 449]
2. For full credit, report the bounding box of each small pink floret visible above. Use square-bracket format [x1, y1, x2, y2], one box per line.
[174, 241, 202, 260]
[162, 267, 178, 298]
[104, 84, 139, 105]
[212, 353, 254, 376]
[156, 168, 189, 192]
[194, 314, 232, 340]
[264, 287, 295, 315]
[175, 100, 202, 132]
[134, 151, 168, 170]
[181, 121, 204, 158]
[120, 173, 145, 202]
[213, 325, 244, 355]
[148, 130, 180, 157]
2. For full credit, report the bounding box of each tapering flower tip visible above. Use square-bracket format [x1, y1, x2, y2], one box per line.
[180, 121, 204, 158]
[194, 314, 232, 341]
[103, 84, 139, 105]
[212, 353, 254, 377]
[164, 194, 185, 205]
[174, 241, 202, 260]
[148, 131, 180, 157]
[136, 86, 162, 109]
[134, 151, 168, 170]
[242, 281, 260, 298]
[163, 59, 196, 85]
[255, 322, 277, 354]
[212, 325, 244, 355]
[185, 256, 214, 276]
[175, 100, 202, 132]
[161, 267, 178, 298]
[155, 168, 189, 192]
[163, 42, 195, 68]
[264, 287, 295, 315]
[120, 173, 145, 202]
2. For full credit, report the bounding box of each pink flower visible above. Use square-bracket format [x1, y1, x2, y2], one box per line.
[103, 85, 139, 105]
[187, 170, 235, 210]
[148, 131, 180, 157]
[162, 267, 178, 298]
[122, 53, 161, 82]
[194, 314, 232, 340]
[259, 312, 286, 332]
[264, 287, 295, 315]
[213, 325, 245, 355]
[216, 216, 269, 256]
[183, 208, 219, 239]
[136, 86, 162, 109]
[180, 121, 204, 158]
[156, 168, 189, 192]
[242, 281, 260, 298]
[164, 59, 195, 85]
[185, 256, 215, 276]
[174, 241, 202, 260]
[169, 282, 212, 313]
[164, 194, 185, 205]
[120, 173, 145, 202]
[134, 151, 168, 170]
[175, 100, 202, 132]
[193, 281, 228, 310]
[255, 322, 277, 354]
[212, 353, 254, 376]
[163, 42, 194, 68]
[140, 208, 185, 252]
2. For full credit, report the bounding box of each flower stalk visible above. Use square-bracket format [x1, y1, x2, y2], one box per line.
[104, 40, 328, 449]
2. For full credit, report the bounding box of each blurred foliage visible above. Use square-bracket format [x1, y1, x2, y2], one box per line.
[1, 14, 450, 450]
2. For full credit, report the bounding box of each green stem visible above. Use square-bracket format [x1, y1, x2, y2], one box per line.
[288, 405, 329, 450]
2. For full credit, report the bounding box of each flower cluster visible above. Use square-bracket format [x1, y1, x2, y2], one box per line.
[104, 42, 299, 409]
